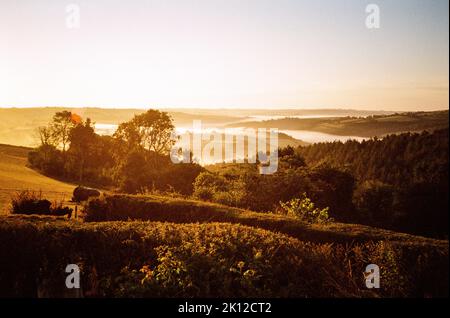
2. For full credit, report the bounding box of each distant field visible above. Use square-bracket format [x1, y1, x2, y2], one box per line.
[228, 110, 449, 137]
[0, 144, 75, 214]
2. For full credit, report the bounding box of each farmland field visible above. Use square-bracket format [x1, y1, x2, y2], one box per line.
[0, 144, 75, 214]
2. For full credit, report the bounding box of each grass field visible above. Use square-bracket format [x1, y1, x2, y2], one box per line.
[0, 144, 75, 214]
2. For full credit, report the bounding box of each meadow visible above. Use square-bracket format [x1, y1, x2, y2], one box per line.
[0, 144, 75, 214]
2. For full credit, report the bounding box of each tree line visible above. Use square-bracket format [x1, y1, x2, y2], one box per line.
[28, 110, 203, 195]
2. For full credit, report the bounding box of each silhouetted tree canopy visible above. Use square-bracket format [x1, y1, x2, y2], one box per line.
[114, 109, 175, 155]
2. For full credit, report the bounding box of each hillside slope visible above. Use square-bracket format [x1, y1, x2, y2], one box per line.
[227, 110, 449, 137]
[0, 144, 75, 213]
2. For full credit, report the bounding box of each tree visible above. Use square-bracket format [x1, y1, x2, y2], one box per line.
[28, 144, 64, 176]
[67, 118, 96, 182]
[51, 111, 78, 153]
[309, 165, 356, 221]
[114, 109, 175, 155]
[36, 126, 56, 146]
[353, 180, 394, 227]
[278, 145, 306, 169]
[116, 149, 152, 193]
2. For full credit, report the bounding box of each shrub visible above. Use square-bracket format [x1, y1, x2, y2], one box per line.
[193, 187, 214, 201]
[1, 216, 447, 297]
[10, 191, 51, 215]
[82, 194, 446, 246]
[72, 186, 101, 202]
[279, 193, 332, 224]
[9, 191, 73, 217]
[353, 181, 395, 226]
[50, 200, 73, 218]
[27, 145, 64, 176]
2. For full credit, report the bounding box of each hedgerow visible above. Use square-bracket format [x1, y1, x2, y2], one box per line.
[0, 216, 447, 297]
[82, 194, 447, 245]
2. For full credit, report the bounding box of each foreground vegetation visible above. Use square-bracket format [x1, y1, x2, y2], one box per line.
[0, 215, 447, 298]
[83, 194, 445, 245]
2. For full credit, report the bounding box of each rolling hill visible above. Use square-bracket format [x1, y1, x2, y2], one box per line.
[0, 144, 75, 214]
[227, 110, 449, 137]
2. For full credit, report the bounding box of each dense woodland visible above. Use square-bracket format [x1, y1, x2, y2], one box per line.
[296, 129, 449, 237]
[297, 129, 448, 186]
[28, 110, 449, 239]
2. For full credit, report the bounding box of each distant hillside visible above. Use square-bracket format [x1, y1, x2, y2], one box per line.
[227, 110, 449, 137]
[0, 144, 75, 213]
[0, 107, 405, 147]
[0, 107, 241, 147]
[165, 108, 396, 117]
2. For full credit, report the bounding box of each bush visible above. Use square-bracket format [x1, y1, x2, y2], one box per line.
[27, 145, 64, 176]
[193, 187, 214, 201]
[72, 186, 101, 202]
[9, 191, 73, 217]
[10, 191, 52, 215]
[192, 165, 355, 220]
[279, 194, 332, 224]
[82, 194, 447, 247]
[353, 181, 395, 227]
[0, 216, 447, 297]
[50, 200, 73, 218]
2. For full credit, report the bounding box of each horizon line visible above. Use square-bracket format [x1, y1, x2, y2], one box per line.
[1, 105, 449, 113]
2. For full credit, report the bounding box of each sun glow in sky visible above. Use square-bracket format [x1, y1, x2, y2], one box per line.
[1, 0, 448, 110]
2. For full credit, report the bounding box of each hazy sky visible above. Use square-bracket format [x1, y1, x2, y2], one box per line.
[1, 0, 448, 110]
